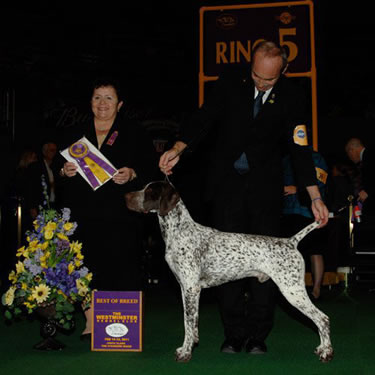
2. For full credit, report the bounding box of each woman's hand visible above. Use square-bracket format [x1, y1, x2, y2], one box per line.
[62, 162, 78, 177]
[112, 167, 136, 184]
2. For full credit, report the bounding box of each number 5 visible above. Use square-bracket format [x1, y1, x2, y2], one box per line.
[279, 28, 298, 62]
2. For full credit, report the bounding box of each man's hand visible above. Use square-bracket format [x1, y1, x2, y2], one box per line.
[306, 185, 329, 227]
[358, 189, 368, 202]
[311, 198, 329, 227]
[159, 141, 187, 175]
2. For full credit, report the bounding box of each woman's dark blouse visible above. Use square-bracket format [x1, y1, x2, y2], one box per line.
[58, 116, 158, 221]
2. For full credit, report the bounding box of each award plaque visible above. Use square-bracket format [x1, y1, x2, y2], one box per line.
[91, 291, 143, 352]
[60, 136, 118, 190]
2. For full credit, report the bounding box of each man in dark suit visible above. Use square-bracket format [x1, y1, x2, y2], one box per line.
[345, 137, 375, 217]
[159, 41, 329, 355]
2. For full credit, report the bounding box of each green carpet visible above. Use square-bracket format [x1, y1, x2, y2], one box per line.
[1, 284, 375, 375]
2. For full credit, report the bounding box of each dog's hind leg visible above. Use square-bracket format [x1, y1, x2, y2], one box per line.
[276, 281, 334, 362]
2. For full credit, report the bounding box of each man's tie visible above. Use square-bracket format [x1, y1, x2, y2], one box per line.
[253, 90, 265, 117]
[234, 90, 265, 174]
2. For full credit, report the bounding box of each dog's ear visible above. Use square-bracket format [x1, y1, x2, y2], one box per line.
[159, 184, 180, 216]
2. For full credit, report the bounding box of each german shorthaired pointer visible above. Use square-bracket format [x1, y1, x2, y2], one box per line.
[125, 181, 333, 363]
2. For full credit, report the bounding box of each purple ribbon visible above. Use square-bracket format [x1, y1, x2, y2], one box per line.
[69, 142, 117, 189]
[106, 131, 119, 146]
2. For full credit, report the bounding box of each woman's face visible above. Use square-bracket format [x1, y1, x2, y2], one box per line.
[91, 85, 123, 122]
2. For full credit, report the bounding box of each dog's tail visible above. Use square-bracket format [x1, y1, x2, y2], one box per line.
[290, 221, 321, 244]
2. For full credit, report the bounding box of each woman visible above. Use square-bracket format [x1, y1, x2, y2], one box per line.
[59, 77, 157, 339]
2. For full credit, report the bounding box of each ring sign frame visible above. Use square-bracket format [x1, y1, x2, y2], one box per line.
[199, 1, 318, 150]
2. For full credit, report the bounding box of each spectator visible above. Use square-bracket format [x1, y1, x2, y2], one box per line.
[345, 138, 375, 218]
[25, 141, 59, 220]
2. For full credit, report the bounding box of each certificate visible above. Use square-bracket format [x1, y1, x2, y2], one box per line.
[60, 136, 118, 191]
[91, 291, 143, 352]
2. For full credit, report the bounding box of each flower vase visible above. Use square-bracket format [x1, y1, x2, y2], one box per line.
[33, 304, 66, 351]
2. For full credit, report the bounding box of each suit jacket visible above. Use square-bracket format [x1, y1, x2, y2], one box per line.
[360, 148, 375, 215]
[58, 115, 158, 221]
[180, 68, 316, 209]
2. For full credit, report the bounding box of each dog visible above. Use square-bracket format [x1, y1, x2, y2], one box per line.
[125, 181, 333, 363]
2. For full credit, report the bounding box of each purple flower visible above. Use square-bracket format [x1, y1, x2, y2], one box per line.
[44, 259, 81, 295]
[77, 267, 89, 278]
[61, 208, 71, 222]
[56, 239, 70, 253]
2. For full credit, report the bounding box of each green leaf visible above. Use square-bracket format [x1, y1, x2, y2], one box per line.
[14, 307, 22, 315]
[64, 303, 75, 313]
[63, 322, 71, 330]
[4, 310, 13, 320]
[56, 294, 65, 303]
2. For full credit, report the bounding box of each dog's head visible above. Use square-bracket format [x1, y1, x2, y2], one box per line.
[125, 181, 180, 216]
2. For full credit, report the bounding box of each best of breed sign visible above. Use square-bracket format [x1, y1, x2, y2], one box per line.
[91, 291, 143, 351]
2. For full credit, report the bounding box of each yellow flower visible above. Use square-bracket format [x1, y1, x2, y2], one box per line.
[68, 263, 75, 275]
[24, 302, 36, 310]
[28, 240, 39, 250]
[76, 279, 89, 297]
[40, 242, 49, 250]
[21, 282, 28, 290]
[44, 230, 54, 240]
[40, 251, 50, 268]
[32, 284, 51, 303]
[17, 244, 30, 258]
[34, 275, 42, 283]
[33, 220, 39, 230]
[57, 233, 69, 241]
[74, 259, 82, 267]
[63, 222, 74, 232]
[45, 221, 57, 231]
[9, 271, 17, 284]
[16, 246, 25, 257]
[26, 240, 39, 255]
[70, 241, 82, 253]
[15, 261, 25, 274]
[75, 251, 84, 261]
[86, 272, 93, 282]
[4, 287, 16, 306]
[27, 295, 35, 301]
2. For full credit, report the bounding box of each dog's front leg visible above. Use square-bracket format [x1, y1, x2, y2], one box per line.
[175, 284, 201, 362]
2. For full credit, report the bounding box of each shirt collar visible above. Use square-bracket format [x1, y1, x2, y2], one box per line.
[254, 87, 272, 103]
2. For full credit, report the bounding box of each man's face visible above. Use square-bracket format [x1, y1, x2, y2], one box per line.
[251, 52, 283, 92]
[346, 146, 360, 163]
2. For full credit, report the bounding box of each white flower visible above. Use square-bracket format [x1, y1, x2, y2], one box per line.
[32, 284, 51, 303]
[4, 287, 16, 306]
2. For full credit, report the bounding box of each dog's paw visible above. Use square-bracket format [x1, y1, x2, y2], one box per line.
[175, 347, 192, 363]
[315, 346, 334, 362]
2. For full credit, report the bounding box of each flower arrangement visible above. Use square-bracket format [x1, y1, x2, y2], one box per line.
[1, 175, 92, 330]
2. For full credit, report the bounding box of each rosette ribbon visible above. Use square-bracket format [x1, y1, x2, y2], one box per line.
[69, 141, 117, 189]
